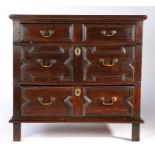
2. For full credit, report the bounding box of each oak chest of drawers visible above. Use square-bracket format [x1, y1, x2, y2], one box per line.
[9, 15, 147, 141]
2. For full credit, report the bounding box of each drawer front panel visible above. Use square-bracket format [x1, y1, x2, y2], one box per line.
[19, 24, 74, 42]
[82, 24, 135, 43]
[83, 86, 134, 117]
[21, 87, 73, 116]
[19, 45, 74, 83]
[82, 46, 135, 84]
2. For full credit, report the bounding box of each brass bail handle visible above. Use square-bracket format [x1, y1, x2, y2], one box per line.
[40, 30, 55, 38]
[38, 97, 56, 106]
[98, 58, 118, 67]
[101, 30, 117, 37]
[37, 59, 57, 68]
[100, 97, 117, 106]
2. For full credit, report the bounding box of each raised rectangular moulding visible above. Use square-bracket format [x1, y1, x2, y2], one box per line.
[14, 45, 74, 83]
[21, 86, 73, 116]
[10, 15, 147, 141]
[82, 24, 136, 43]
[18, 23, 74, 43]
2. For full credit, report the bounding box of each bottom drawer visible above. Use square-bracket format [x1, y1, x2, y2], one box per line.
[20, 86, 134, 117]
[83, 86, 134, 117]
[21, 86, 73, 116]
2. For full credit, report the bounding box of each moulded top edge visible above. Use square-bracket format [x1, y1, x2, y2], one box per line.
[9, 14, 147, 21]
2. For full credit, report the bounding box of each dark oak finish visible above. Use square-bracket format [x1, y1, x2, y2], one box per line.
[82, 24, 135, 43]
[19, 23, 74, 43]
[21, 86, 73, 116]
[10, 15, 147, 141]
[82, 86, 134, 117]
[81, 46, 136, 84]
[13, 123, 21, 141]
[132, 123, 140, 141]
[17, 45, 74, 83]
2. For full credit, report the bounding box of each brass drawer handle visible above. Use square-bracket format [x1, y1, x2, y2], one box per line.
[101, 30, 117, 37]
[75, 88, 81, 96]
[98, 58, 118, 67]
[75, 48, 81, 56]
[38, 97, 56, 106]
[40, 30, 54, 38]
[37, 59, 57, 68]
[100, 97, 117, 106]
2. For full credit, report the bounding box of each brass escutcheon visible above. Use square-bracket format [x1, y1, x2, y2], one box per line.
[75, 88, 81, 96]
[75, 48, 81, 56]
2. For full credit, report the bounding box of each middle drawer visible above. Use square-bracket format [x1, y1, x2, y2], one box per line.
[14, 45, 136, 84]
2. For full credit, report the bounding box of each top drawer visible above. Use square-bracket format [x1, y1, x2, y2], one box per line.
[82, 24, 136, 43]
[14, 23, 74, 43]
[11, 15, 147, 44]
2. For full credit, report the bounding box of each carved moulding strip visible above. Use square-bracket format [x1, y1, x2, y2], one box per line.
[64, 96, 73, 116]
[64, 46, 74, 81]
[83, 88, 92, 116]
[82, 46, 92, 81]
[82, 24, 87, 41]
[69, 24, 74, 41]
[124, 91, 134, 115]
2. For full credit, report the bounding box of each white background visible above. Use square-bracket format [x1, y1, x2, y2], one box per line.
[0, 1, 155, 155]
